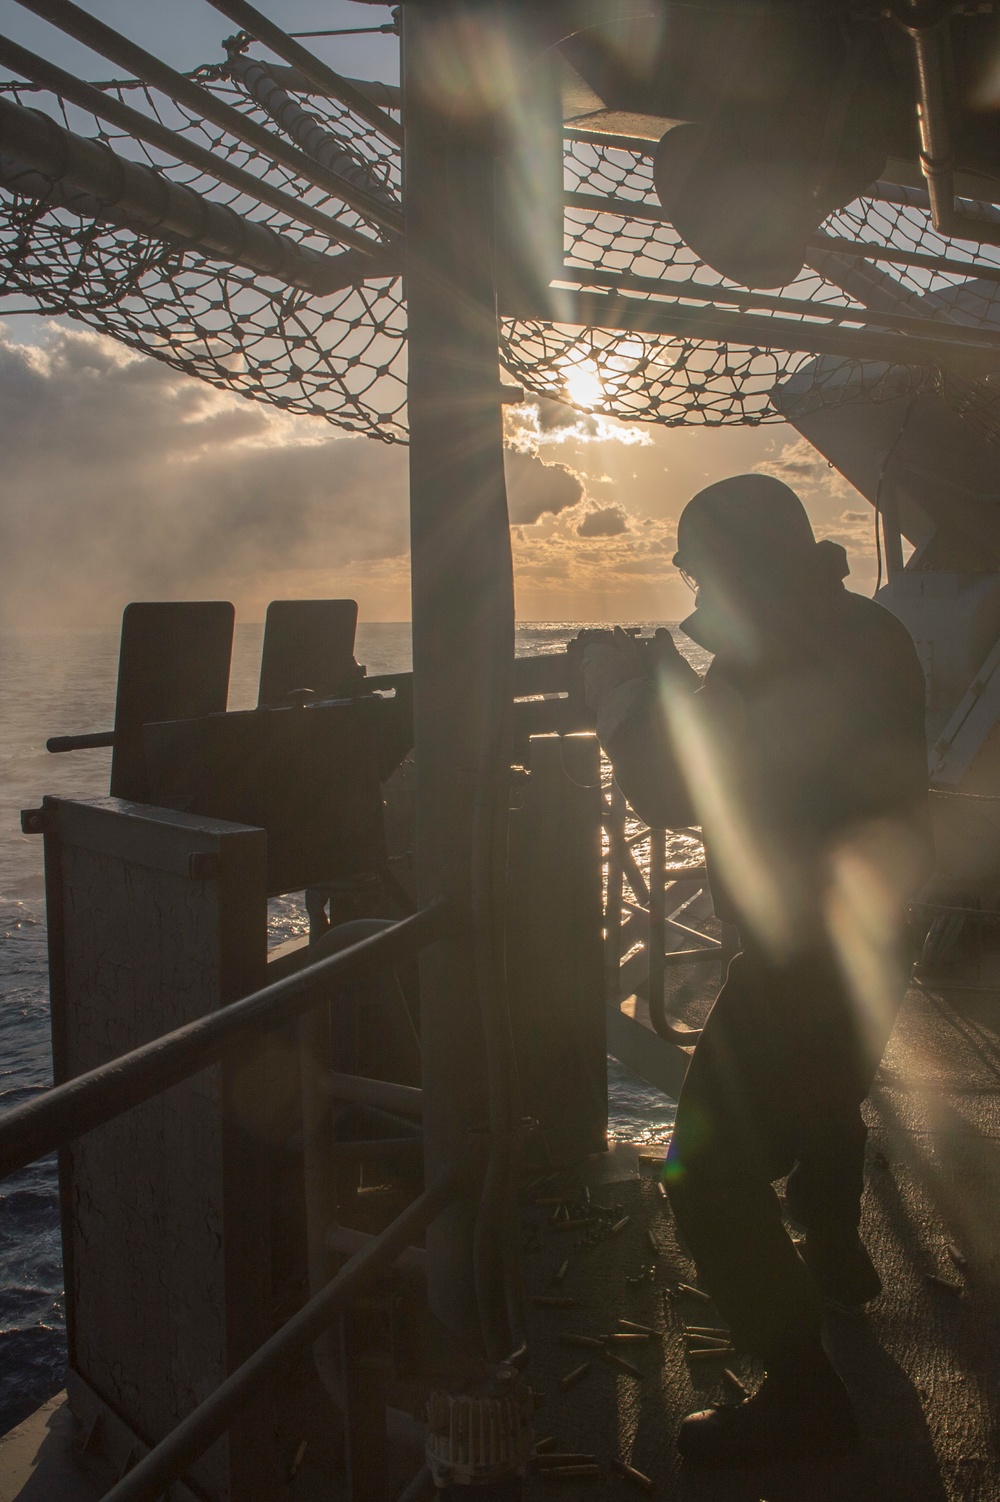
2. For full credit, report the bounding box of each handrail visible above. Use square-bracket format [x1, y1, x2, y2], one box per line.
[0, 902, 450, 1181]
[102, 1163, 461, 1502]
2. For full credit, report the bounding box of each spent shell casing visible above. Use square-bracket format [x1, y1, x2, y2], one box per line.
[286, 1440, 307, 1481]
[687, 1346, 736, 1361]
[684, 1325, 730, 1337]
[534, 1435, 557, 1454]
[559, 1361, 592, 1389]
[602, 1350, 643, 1378]
[618, 1318, 660, 1338]
[559, 1334, 606, 1349]
[607, 1332, 650, 1344]
[656, 1180, 668, 1200]
[533, 1296, 583, 1309]
[540, 1464, 600, 1480]
[675, 1282, 712, 1302]
[946, 1242, 968, 1271]
[722, 1367, 749, 1401]
[683, 1333, 731, 1349]
[553, 1258, 569, 1284]
[645, 1229, 659, 1255]
[611, 1458, 654, 1491]
[927, 1273, 963, 1296]
[610, 1216, 631, 1236]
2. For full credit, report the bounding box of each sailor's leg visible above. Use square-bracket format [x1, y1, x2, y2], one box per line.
[664, 950, 821, 1358]
[782, 944, 903, 1305]
[665, 950, 859, 1466]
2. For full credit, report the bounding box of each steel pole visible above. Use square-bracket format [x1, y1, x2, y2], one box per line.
[403, 2, 517, 1346]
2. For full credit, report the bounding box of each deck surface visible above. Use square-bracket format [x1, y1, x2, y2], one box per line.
[521, 973, 1000, 1501]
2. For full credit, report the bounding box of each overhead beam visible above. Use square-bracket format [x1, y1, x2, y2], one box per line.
[557, 264, 1000, 342]
[565, 189, 1000, 283]
[226, 48, 398, 212]
[0, 93, 376, 296]
[13, 0, 403, 236]
[512, 287, 1000, 377]
[204, 0, 403, 147]
[0, 32, 391, 260]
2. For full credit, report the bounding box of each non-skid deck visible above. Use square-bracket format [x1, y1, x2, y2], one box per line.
[522, 975, 1000, 1501]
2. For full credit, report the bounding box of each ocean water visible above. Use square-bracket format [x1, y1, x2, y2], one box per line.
[0, 621, 701, 1433]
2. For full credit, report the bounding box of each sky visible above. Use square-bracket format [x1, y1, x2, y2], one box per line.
[0, 2, 877, 628]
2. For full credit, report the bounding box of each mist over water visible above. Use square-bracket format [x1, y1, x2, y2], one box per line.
[0, 621, 692, 1433]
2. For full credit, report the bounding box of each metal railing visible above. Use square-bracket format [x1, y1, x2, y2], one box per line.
[0, 902, 455, 1502]
[602, 781, 721, 1042]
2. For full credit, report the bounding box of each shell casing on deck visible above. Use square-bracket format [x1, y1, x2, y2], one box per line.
[611, 1457, 655, 1491]
[559, 1361, 593, 1389]
[675, 1282, 713, 1302]
[602, 1350, 643, 1378]
[617, 1318, 660, 1337]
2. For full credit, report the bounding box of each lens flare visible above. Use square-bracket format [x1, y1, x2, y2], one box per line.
[656, 671, 798, 959]
[824, 819, 926, 1062]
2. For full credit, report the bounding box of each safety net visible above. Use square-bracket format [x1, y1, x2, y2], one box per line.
[4, 41, 1000, 445]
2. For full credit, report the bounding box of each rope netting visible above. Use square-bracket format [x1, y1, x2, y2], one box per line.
[4, 51, 1000, 444]
[500, 135, 1000, 438]
[0, 62, 409, 439]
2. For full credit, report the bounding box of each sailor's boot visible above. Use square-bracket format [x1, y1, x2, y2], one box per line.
[677, 1342, 859, 1468]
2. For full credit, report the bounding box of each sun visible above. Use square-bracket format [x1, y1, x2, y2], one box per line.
[563, 359, 604, 408]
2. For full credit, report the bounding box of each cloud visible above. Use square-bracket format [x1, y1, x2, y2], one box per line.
[504, 447, 585, 523]
[576, 503, 629, 537]
[752, 436, 855, 502]
[0, 321, 410, 625]
[504, 398, 652, 452]
[825, 508, 877, 555]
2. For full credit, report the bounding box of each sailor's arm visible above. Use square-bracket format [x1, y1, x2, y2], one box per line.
[581, 629, 700, 829]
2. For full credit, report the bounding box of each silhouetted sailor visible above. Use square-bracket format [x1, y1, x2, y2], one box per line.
[581, 473, 930, 1467]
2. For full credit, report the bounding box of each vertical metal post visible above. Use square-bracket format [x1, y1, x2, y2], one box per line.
[881, 483, 905, 580]
[604, 781, 627, 1001]
[647, 826, 666, 1019]
[402, 2, 516, 1346]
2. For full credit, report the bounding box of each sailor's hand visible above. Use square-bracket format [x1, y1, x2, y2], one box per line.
[579, 631, 645, 713]
[649, 627, 686, 675]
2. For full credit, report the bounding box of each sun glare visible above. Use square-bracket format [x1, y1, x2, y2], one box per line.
[563, 359, 605, 409]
